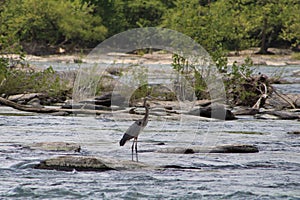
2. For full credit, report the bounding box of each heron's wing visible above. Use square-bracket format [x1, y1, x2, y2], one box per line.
[125, 119, 143, 137]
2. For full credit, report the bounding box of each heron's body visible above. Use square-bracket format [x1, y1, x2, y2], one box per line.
[119, 97, 150, 161]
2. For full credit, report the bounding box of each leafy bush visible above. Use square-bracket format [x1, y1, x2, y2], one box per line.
[171, 54, 209, 100]
[0, 64, 70, 101]
[171, 53, 270, 106]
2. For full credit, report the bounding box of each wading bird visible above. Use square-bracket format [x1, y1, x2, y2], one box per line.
[119, 96, 150, 162]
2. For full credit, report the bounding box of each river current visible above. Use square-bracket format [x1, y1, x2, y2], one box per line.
[0, 63, 299, 199]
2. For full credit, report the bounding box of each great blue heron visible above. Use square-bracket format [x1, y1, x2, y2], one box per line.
[119, 96, 150, 162]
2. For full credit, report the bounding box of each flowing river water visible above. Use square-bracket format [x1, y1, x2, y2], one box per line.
[0, 62, 299, 199]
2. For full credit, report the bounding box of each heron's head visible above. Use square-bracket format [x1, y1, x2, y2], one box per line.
[143, 95, 153, 107]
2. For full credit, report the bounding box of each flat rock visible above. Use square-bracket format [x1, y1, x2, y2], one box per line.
[28, 142, 81, 152]
[156, 144, 259, 154]
[35, 156, 155, 171]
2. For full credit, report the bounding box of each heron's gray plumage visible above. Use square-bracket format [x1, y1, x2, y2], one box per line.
[119, 96, 151, 161]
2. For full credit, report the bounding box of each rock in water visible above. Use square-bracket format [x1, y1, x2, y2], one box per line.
[35, 156, 112, 171]
[188, 104, 236, 120]
[35, 156, 154, 171]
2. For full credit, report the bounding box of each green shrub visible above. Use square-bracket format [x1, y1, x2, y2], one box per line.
[0, 64, 70, 100]
[171, 54, 208, 100]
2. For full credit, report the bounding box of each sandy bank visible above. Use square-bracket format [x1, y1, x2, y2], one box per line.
[4, 48, 300, 66]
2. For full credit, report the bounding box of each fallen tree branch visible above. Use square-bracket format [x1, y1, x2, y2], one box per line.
[273, 90, 296, 109]
[252, 83, 268, 109]
[0, 97, 112, 115]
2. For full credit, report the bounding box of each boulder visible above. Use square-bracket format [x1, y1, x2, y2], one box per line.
[95, 93, 126, 107]
[156, 144, 259, 154]
[27, 98, 43, 108]
[188, 104, 236, 120]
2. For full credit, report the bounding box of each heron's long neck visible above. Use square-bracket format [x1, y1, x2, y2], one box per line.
[142, 99, 149, 126]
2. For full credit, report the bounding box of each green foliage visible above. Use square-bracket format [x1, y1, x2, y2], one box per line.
[0, 0, 107, 47]
[128, 65, 150, 101]
[280, 0, 300, 48]
[171, 54, 208, 99]
[291, 52, 300, 60]
[171, 53, 262, 105]
[123, 0, 167, 28]
[163, 0, 300, 54]
[0, 65, 69, 98]
[1, 0, 299, 54]
[224, 57, 258, 105]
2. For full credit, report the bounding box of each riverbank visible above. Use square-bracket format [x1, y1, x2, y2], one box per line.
[4, 48, 300, 66]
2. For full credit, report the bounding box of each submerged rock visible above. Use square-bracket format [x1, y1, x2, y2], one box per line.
[29, 142, 81, 152]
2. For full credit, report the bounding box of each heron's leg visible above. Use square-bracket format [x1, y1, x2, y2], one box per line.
[135, 139, 138, 162]
[131, 140, 135, 161]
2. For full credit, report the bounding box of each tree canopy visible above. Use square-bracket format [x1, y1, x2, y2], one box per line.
[0, 0, 299, 54]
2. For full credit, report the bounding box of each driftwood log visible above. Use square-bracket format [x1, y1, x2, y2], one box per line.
[156, 144, 259, 154]
[0, 97, 111, 115]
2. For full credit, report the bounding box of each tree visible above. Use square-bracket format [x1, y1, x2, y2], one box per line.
[247, 0, 283, 54]
[0, 0, 107, 51]
[280, 0, 300, 50]
[82, 0, 171, 37]
[122, 0, 168, 29]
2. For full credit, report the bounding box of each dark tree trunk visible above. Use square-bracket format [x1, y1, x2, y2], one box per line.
[257, 18, 269, 54]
